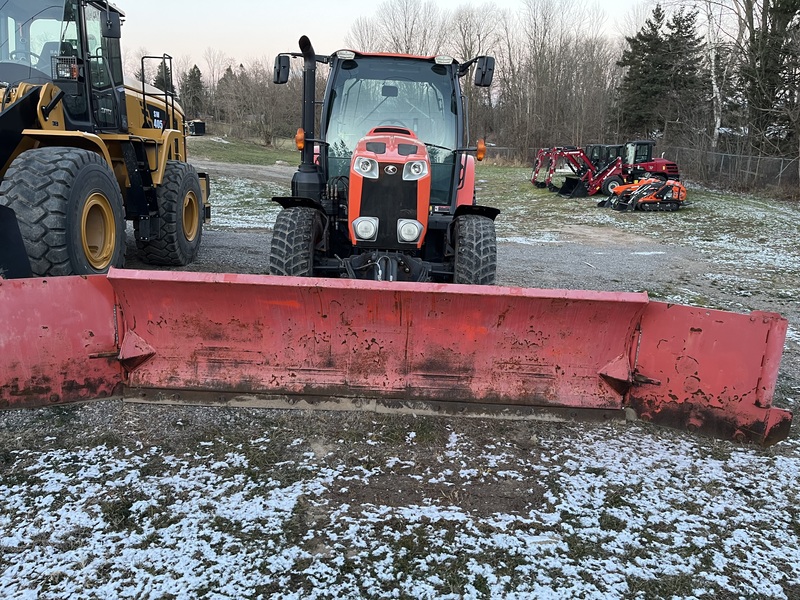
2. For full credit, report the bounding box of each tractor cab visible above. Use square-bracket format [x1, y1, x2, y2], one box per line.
[322, 54, 463, 210]
[623, 140, 680, 181]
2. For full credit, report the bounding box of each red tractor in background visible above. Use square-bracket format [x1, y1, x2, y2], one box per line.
[531, 140, 680, 197]
[270, 37, 497, 284]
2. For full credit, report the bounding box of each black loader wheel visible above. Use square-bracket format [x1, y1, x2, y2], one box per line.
[453, 214, 497, 285]
[601, 175, 623, 196]
[0, 147, 125, 276]
[137, 161, 204, 266]
[269, 206, 324, 276]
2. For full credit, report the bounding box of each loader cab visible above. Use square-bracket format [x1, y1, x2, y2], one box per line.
[0, 0, 127, 132]
[321, 53, 465, 208]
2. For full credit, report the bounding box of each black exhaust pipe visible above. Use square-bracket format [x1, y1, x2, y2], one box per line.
[290, 36, 326, 202]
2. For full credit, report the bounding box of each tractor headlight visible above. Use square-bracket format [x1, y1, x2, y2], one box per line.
[353, 217, 379, 241]
[354, 157, 379, 179]
[397, 219, 423, 243]
[403, 160, 428, 181]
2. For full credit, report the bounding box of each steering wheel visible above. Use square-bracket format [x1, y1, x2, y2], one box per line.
[10, 50, 39, 62]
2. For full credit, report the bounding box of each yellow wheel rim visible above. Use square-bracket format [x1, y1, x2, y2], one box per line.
[182, 190, 200, 242]
[81, 192, 116, 270]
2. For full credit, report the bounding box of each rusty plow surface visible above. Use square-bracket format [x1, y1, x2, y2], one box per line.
[0, 269, 792, 445]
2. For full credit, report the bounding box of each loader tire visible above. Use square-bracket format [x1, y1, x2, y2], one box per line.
[601, 176, 623, 196]
[269, 206, 323, 277]
[453, 214, 496, 285]
[137, 161, 204, 266]
[0, 147, 125, 276]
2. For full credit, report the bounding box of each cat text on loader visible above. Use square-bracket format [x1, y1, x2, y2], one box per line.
[0, 0, 210, 277]
[270, 37, 498, 284]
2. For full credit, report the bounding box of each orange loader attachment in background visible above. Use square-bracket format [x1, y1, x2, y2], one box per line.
[0, 270, 791, 446]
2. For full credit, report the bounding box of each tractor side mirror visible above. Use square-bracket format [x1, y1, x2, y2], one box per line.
[474, 56, 494, 87]
[102, 11, 121, 39]
[274, 55, 290, 84]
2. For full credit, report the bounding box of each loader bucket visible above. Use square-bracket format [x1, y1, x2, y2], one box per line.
[559, 176, 588, 198]
[0, 269, 791, 446]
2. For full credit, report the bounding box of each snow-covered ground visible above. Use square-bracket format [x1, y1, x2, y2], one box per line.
[3, 163, 799, 599]
[1, 408, 798, 599]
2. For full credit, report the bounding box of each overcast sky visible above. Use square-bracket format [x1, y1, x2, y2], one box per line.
[120, 0, 645, 69]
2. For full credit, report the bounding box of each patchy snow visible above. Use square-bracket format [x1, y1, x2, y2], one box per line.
[1, 415, 798, 599]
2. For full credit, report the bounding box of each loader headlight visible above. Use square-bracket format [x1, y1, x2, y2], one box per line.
[354, 157, 379, 179]
[403, 160, 428, 181]
[353, 217, 379, 241]
[397, 219, 423, 243]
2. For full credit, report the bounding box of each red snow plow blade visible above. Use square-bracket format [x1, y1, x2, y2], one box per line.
[0, 269, 792, 446]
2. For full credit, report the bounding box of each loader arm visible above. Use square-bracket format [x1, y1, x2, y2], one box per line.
[0, 270, 791, 446]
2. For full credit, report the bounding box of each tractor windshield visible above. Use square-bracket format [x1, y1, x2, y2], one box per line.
[325, 57, 458, 156]
[324, 56, 460, 204]
[0, 0, 78, 82]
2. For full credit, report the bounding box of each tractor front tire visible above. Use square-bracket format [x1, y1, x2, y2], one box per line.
[601, 176, 623, 196]
[269, 206, 323, 276]
[137, 161, 204, 266]
[0, 147, 125, 276]
[453, 214, 497, 285]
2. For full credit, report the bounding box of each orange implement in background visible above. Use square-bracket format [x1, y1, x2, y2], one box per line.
[0, 269, 791, 446]
[598, 178, 688, 211]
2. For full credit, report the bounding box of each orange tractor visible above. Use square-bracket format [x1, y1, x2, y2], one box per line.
[270, 38, 497, 284]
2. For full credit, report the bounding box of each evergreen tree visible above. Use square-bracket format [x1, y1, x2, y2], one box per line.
[179, 65, 205, 118]
[616, 5, 668, 138]
[153, 61, 174, 94]
[616, 4, 706, 139]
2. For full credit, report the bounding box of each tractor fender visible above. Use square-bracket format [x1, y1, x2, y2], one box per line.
[272, 195, 326, 212]
[453, 204, 500, 221]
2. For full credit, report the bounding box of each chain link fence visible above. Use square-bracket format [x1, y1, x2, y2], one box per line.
[658, 146, 799, 190]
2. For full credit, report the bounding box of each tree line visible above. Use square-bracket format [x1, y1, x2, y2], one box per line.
[129, 0, 800, 176]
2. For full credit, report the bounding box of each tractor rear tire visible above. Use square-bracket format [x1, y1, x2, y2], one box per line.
[0, 147, 125, 276]
[269, 206, 323, 277]
[453, 214, 497, 285]
[601, 176, 623, 196]
[137, 161, 204, 266]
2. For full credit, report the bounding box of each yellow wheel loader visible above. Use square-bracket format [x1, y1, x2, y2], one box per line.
[0, 0, 210, 277]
